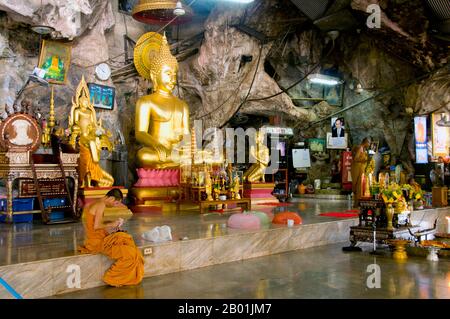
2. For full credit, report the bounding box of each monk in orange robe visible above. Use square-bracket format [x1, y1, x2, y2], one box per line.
[351, 138, 370, 208]
[78, 189, 144, 287]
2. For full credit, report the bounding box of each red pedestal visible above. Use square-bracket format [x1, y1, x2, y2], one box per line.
[243, 182, 278, 205]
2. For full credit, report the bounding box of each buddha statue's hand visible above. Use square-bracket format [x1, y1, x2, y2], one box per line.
[153, 143, 169, 161]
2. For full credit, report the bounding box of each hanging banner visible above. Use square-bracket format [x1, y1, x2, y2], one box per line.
[414, 116, 428, 163]
[431, 112, 450, 158]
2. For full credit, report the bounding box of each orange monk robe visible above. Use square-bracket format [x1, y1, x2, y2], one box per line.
[350, 145, 368, 207]
[78, 214, 145, 287]
[79, 144, 104, 184]
[78, 213, 108, 254]
[102, 232, 145, 287]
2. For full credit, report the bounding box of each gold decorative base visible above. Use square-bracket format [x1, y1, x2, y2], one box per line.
[388, 239, 409, 261]
[129, 186, 180, 213]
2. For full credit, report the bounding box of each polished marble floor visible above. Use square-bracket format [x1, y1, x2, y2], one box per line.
[0, 198, 354, 266]
[51, 243, 450, 299]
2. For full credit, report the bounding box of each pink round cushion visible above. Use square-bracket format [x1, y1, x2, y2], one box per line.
[272, 212, 302, 225]
[227, 213, 261, 230]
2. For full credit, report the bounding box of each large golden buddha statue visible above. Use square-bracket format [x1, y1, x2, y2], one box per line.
[134, 32, 190, 169]
[68, 76, 114, 188]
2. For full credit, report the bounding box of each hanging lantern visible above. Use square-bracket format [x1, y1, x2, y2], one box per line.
[132, 0, 193, 25]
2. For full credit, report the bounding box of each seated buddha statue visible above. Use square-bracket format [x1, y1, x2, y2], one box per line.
[243, 130, 270, 183]
[134, 32, 190, 169]
[68, 76, 114, 188]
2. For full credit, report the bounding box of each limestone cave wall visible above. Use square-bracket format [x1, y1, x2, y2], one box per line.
[0, 0, 448, 185]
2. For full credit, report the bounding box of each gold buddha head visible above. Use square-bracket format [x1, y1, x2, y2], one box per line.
[79, 91, 90, 110]
[134, 32, 179, 94]
[149, 34, 178, 93]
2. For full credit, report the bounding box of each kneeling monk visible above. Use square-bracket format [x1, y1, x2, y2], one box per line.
[78, 189, 144, 287]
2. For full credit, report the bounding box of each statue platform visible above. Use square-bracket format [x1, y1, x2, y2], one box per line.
[78, 186, 132, 217]
[243, 182, 279, 205]
[129, 168, 181, 213]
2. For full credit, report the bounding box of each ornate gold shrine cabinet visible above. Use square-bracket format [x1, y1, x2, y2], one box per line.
[0, 112, 79, 224]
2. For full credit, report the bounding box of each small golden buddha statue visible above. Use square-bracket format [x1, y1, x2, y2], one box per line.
[134, 32, 190, 169]
[41, 120, 51, 147]
[204, 170, 213, 201]
[233, 175, 241, 199]
[68, 76, 114, 188]
[244, 130, 270, 183]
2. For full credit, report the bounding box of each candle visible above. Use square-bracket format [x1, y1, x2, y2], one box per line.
[369, 173, 373, 187]
[447, 217, 450, 234]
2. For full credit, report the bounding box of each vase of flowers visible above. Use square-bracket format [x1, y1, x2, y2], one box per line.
[381, 183, 404, 230]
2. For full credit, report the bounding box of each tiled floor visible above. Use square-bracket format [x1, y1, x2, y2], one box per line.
[51, 243, 450, 299]
[0, 198, 354, 266]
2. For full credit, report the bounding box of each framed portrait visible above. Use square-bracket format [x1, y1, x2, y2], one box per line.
[326, 132, 348, 149]
[308, 138, 326, 152]
[368, 141, 379, 154]
[88, 83, 115, 110]
[0, 113, 41, 152]
[38, 40, 72, 85]
[323, 84, 344, 106]
[119, 0, 138, 14]
[331, 117, 345, 138]
[431, 112, 450, 158]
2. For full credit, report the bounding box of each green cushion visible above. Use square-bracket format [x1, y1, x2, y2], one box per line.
[245, 211, 270, 225]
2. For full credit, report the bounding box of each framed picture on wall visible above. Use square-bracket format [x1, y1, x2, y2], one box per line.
[308, 138, 326, 152]
[369, 141, 379, 154]
[323, 84, 344, 106]
[38, 40, 72, 85]
[431, 112, 450, 158]
[326, 132, 348, 149]
[88, 83, 115, 110]
[331, 117, 345, 137]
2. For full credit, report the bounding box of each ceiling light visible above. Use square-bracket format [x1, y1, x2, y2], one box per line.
[307, 74, 343, 86]
[31, 25, 55, 35]
[32, 0, 55, 35]
[173, 1, 185, 16]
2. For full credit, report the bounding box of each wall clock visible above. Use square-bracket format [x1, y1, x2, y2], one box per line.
[95, 63, 111, 81]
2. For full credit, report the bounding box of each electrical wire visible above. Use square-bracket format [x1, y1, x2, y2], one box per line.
[219, 43, 264, 128]
[82, 0, 199, 69]
[246, 41, 336, 102]
[297, 62, 450, 130]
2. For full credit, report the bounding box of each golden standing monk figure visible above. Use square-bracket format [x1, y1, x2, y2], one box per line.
[350, 137, 370, 208]
[134, 32, 190, 169]
[244, 130, 270, 183]
[68, 76, 114, 188]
